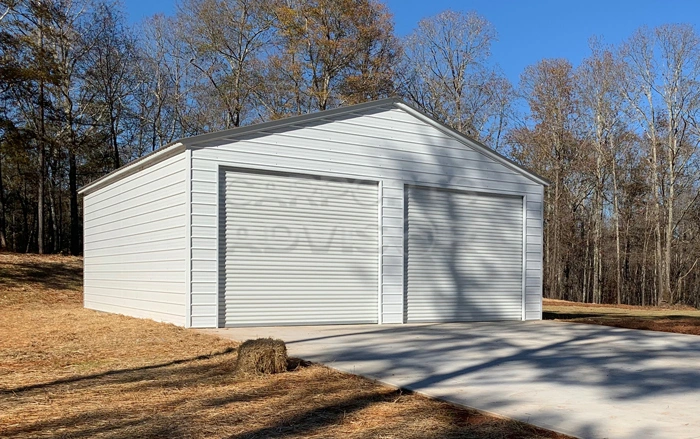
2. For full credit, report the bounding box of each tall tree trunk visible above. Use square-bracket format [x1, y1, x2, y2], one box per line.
[593, 158, 603, 303]
[624, 227, 631, 304]
[544, 186, 552, 297]
[649, 136, 663, 305]
[611, 153, 622, 304]
[38, 80, 45, 254]
[553, 164, 562, 299]
[22, 174, 28, 252]
[0, 150, 6, 249]
[69, 151, 80, 255]
[641, 208, 650, 306]
[48, 178, 58, 252]
[37, 11, 46, 255]
[583, 225, 590, 302]
[111, 111, 121, 169]
[592, 113, 604, 304]
[664, 127, 675, 304]
[57, 186, 63, 251]
[642, 87, 664, 305]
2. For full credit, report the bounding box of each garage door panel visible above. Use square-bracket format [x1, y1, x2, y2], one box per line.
[407, 248, 523, 255]
[220, 170, 379, 326]
[406, 187, 523, 322]
[224, 204, 378, 217]
[407, 257, 523, 265]
[409, 200, 522, 213]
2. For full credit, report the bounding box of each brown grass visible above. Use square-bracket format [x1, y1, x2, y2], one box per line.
[544, 298, 700, 336]
[0, 252, 83, 307]
[0, 253, 570, 439]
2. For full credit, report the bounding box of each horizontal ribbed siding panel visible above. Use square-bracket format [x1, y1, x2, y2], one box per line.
[406, 187, 523, 322]
[83, 152, 187, 326]
[85, 195, 185, 232]
[220, 169, 378, 326]
[85, 158, 185, 206]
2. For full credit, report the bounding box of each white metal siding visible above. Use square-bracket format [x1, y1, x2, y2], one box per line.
[189, 105, 544, 327]
[405, 187, 523, 322]
[83, 152, 187, 325]
[219, 169, 378, 326]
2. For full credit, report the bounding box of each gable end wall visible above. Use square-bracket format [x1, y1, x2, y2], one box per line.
[188, 106, 544, 327]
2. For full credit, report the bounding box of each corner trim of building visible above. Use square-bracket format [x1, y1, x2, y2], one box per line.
[185, 148, 193, 328]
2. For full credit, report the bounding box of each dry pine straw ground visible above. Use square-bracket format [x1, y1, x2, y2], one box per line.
[543, 298, 700, 335]
[0, 253, 568, 439]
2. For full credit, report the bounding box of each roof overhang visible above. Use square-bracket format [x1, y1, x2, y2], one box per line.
[79, 142, 186, 196]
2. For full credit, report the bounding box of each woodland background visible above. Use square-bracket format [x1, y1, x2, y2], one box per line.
[2, 0, 700, 308]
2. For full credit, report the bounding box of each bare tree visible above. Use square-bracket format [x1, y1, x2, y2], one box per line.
[178, 0, 275, 129]
[398, 10, 513, 146]
[134, 14, 198, 151]
[83, 2, 138, 169]
[511, 59, 582, 300]
[576, 40, 627, 303]
[622, 24, 700, 304]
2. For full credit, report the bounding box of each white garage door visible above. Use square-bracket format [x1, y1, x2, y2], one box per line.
[219, 169, 379, 326]
[406, 186, 523, 322]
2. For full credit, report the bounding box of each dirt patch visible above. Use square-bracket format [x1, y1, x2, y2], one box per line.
[544, 299, 700, 336]
[0, 253, 571, 438]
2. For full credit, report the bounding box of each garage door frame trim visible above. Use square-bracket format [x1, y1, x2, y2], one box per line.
[215, 165, 382, 327]
[403, 184, 527, 322]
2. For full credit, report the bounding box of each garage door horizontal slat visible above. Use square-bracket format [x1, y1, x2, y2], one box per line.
[407, 228, 523, 237]
[221, 235, 378, 244]
[405, 261, 524, 268]
[220, 297, 379, 302]
[223, 286, 378, 292]
[225, 263, 378, 269]
[222, 183, 376, 195]
[225, 173, 376, 187]
[221, 254, 377, 261]
[405, 243, 523, 250]
[224, 205, 378, 217]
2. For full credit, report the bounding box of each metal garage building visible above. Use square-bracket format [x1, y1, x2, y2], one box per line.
[80, 98, 548, 328]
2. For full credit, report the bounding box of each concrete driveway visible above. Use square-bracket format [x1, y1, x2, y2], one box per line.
[202, 321, 700, 439]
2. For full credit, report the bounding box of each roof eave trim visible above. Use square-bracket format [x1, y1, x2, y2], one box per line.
[393, 102, 551, 187]
[182, 97, 402, 148]
[78, 142, 186, 196]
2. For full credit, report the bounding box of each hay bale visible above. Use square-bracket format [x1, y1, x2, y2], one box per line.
[235, 338, 287, 375]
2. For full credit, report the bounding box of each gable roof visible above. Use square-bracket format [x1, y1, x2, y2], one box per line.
[79, 98, 549, 195]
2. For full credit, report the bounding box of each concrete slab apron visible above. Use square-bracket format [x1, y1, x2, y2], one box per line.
[200, 321, 700, 439]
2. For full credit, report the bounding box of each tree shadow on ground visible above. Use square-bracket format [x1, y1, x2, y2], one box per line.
[542, 311, 607, 319]
[284, 322, 700, 401]
[0, 344, 571, 439]
[0, 260, 83, 291]
[544, 310, 700, 322]
[240, 321, 700, 438]
[0, 347, 236, 395]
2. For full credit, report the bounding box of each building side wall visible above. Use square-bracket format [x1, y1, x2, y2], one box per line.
[83, 152, 188, 325]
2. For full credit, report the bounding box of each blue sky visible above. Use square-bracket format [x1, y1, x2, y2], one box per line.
[122, 0, 698, 85]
